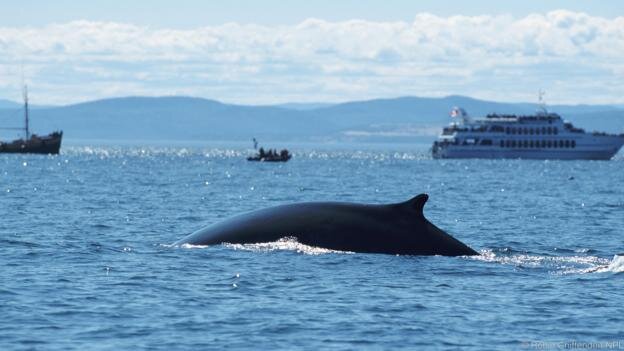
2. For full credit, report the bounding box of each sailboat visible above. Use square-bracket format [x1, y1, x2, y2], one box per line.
[0, 86, 62, 154]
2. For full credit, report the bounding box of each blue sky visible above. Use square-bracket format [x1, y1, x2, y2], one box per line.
[4, 0, 622, 26]
[1, 1, 623, 104]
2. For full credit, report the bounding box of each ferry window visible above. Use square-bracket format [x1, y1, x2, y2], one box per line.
[500, 140, 504, 147]
[565, 140, 570, 148]
[547, 140, 552, 148]
[541, 140, 546, 148]
[511, 140, 516, 148]
[529, 140, 534, 148]
[523, 140, 528, 148]
[572, 140, 576, 148]
[559, 140, 564, 148]
[548, 127, 553, 134]
[530, 128, 534, 135]
[505, 127, 510, 134]
[554, 127, 558, 135]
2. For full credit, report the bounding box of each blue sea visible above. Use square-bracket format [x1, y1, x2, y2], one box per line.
[1, 142, 623, 350]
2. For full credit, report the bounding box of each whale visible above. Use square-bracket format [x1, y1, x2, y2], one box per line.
[174, 194, 478, 256]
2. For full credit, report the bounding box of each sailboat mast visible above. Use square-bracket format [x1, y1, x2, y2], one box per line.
[23, 85, 29, 139]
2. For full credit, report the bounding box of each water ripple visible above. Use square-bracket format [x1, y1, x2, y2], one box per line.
[1, 145, 623, 350]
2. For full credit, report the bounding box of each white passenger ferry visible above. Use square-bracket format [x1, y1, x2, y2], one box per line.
[431, 106, 624, 160]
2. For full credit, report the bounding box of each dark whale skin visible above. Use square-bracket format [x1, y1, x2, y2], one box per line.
[175, 194, 478, 256]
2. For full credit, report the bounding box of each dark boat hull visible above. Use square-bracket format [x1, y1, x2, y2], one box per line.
[0, 131, 63, 155]
[246, 155, 291, 162]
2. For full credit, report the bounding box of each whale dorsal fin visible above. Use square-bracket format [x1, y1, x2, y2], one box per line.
[399, 193, 428, 217]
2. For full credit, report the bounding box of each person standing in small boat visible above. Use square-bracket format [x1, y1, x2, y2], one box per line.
[247, 139, 291, 162]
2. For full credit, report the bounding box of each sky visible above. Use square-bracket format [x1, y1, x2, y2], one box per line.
[1, 0, 623, 105]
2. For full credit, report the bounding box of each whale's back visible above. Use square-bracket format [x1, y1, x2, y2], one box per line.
[175, 195, 478, 256]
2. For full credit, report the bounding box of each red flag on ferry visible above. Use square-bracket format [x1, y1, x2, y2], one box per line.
[450, 107, 460, 118]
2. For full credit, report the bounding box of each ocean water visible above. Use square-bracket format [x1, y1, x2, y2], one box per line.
[1, 143, 623, 350]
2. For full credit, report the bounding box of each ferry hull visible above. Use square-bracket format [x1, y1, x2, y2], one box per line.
[432, 137, 624, 160]
[433, 149, 620, 160]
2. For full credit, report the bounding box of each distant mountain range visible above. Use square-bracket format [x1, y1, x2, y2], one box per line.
[275, 102, 335, 111]
[0, 98, 54, 110]
[0, 95, 622, 142]
[0, 99, 20, 109]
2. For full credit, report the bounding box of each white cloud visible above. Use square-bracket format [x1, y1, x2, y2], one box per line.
[0, 10, 623, 104]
